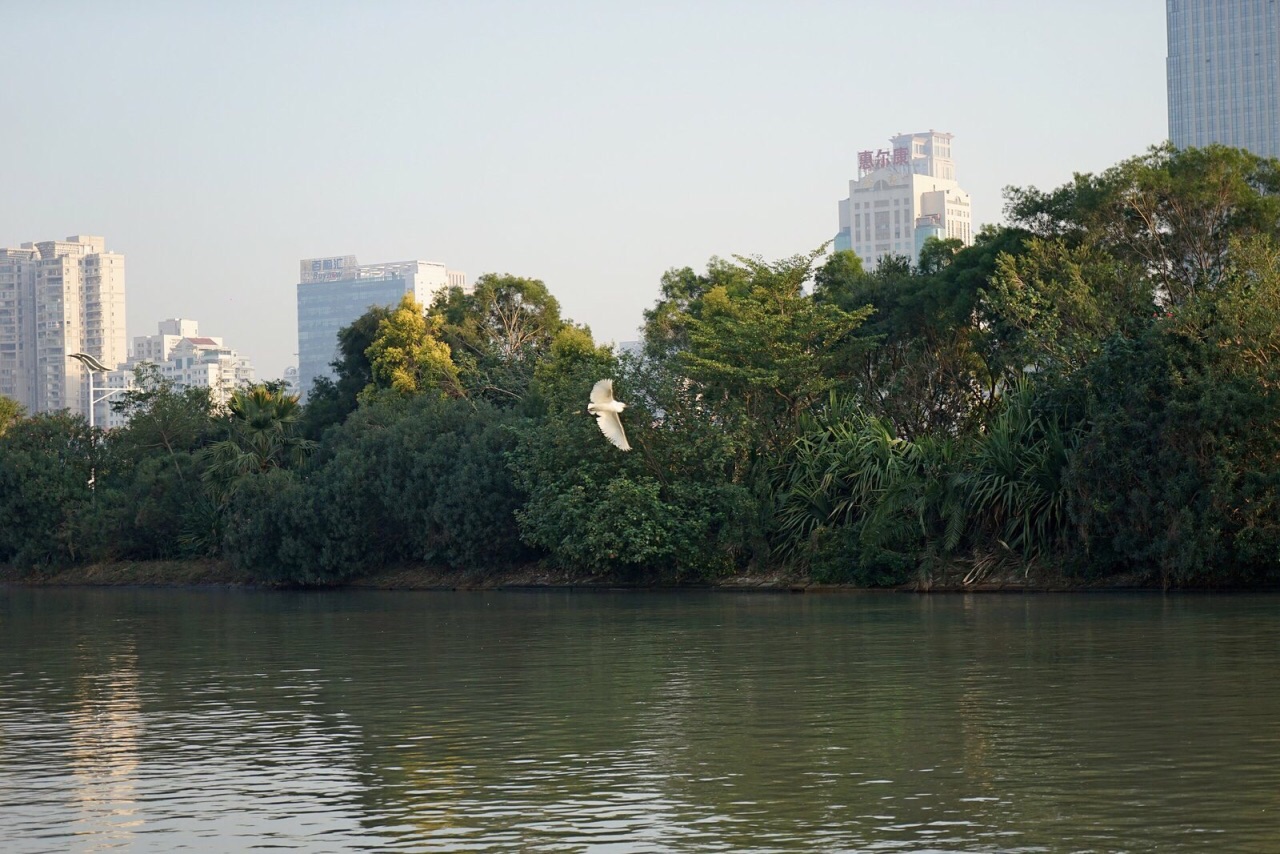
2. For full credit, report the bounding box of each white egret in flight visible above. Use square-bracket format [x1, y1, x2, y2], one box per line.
[587, 379, 631, 451]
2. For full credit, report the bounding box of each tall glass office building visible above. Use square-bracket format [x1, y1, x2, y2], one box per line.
[295, 255, 463, 401]
[1167, 0, 1280, 158]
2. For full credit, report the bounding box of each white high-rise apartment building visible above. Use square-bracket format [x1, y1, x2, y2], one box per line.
[296, 255, 465, 400]
[0, 235, 126, 423]
[130, 317, 200, 365]
[104, 319, 255, 428]
[835, 131, 974, 271]
[1167, 0, 1280, 159]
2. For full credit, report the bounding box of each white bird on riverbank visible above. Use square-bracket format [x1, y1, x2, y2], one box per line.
[587, 379, 631, 451]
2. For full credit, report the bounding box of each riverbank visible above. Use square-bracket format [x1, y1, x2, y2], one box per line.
[0, 560, 806, 590]
[0, 559, 1163, 592]
[0, 560, 257, 588]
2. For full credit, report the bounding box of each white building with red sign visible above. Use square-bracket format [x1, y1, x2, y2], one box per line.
[103, 319, 255, 429]
[835, 130, 973, 270]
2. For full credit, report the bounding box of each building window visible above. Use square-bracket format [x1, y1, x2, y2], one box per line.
[874, 211, 891, 240]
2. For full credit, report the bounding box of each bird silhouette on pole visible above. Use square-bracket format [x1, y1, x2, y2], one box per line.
[587, 379, 631, 451]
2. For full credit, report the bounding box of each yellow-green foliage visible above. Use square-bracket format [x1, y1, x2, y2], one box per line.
[366, 294, 462, 398]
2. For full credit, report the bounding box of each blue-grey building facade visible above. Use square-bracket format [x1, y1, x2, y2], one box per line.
[295, 255, 461, 401]
[1167, 0, 1280, 158]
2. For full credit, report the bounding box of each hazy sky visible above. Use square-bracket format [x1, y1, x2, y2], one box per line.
[1, 1, 1167, 379]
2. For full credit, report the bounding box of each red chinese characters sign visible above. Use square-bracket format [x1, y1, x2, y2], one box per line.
[859, 147, 910, 174]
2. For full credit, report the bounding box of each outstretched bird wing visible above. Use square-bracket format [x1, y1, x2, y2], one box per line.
[594, 410, 631, 451]
[590, 379, 615, 405]
[588, 378, 630, 450]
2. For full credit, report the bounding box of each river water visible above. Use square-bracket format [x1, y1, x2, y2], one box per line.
[0, 588, 1277, 852]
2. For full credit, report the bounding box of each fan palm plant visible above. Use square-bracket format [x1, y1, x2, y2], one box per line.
[199, 384, 315, 494]
[963, 382, 1072, 563]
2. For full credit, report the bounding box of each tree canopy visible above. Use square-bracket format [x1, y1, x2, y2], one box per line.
[5, 143, 1280, 588]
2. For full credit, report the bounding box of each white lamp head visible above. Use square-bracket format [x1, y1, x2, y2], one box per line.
[69, 352, 112, 373]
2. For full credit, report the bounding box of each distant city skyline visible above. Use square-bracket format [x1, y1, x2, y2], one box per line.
[0, 2, 1168, 380]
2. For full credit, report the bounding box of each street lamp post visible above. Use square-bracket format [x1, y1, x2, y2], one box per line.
[69, 353, 123, 494]
[69, 352, 118, 431]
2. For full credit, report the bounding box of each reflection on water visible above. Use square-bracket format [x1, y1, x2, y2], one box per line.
[1, 589, 1279, 852]
[69, 643, 141, 848]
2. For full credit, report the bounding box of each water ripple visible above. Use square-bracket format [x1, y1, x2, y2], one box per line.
[2, 589, 1280, 851]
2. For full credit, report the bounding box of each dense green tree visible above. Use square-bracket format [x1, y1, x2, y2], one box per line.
[220, 469, 318, 581]
[813, 234, 1015, 438]
[509, 328, 638, 568]
[1064, 237, 1280, 584]
[916, 236, 966, 275]
[0, 412, 94, 566]
[1005, 143, 1280, 306]
[511, 388, 754, 578]
[109, 365, 216, 480]
[511, 253, 857, 576]
[431, 274, 565, 404]
[80, 367, 222, 560]
[511, 322, 757, 577]
[223, 394, 532, 583]
[673, 250, 872, 455]
[640, 258, 753, 361]
[366, 294, 462, 397]
[981, 237, 1154, 379]
[0, 395, 21, 437]
[8, 145, 1280, 589]
[341, 393, 532, 569]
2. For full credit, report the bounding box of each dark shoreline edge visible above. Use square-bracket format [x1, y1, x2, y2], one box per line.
[2, 560, 1267, 593]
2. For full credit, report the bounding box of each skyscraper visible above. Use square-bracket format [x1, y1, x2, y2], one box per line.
[295, 255, 465, 400]
[0, 235, 126, 422]
[835, 130, 974, 271]
[1167, 0, 1280, 158]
